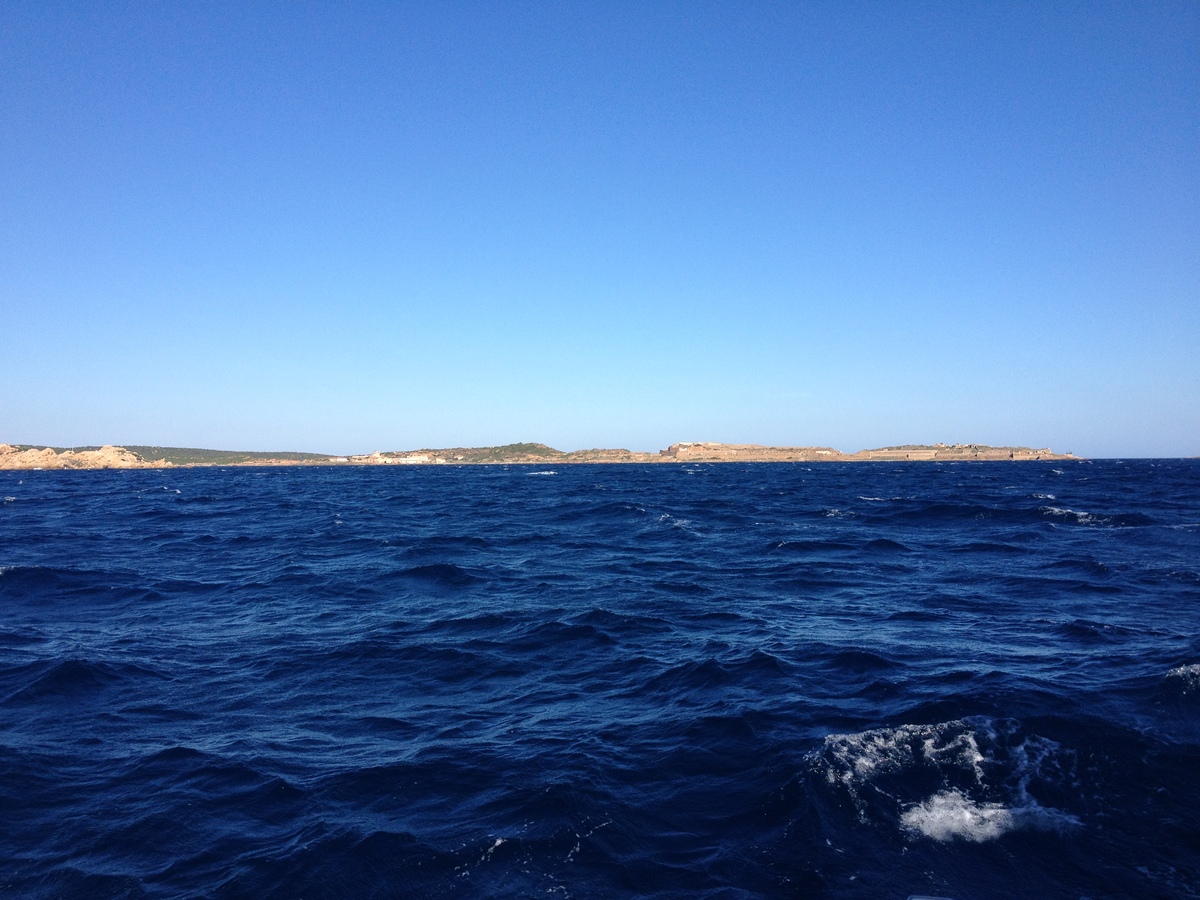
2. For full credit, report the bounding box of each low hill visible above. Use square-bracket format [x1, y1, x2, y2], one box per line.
[419, 443, 566, 464]
[125, 446, 331, 466]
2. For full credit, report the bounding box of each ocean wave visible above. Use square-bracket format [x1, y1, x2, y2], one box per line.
[0, 564, 154, 606]
[403, 534, 493, 552]
[768, 538, 857, 554]
[1053, 618, 1136, 644]
[864, 537, 912, 553]
[948, 540, 1028, 554]
[640, 651, 792, 699]
[822, 649, 903, 674]
[808, 717, 1080, 842]
[392, 563, 484, 586]
[1041, 506, 1102, 525]
[1040, 506, 1157, 527]
[2, 656, 169, 705]
[1166, 663, 1200, 695]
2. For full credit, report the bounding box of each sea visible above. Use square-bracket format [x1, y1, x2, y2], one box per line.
[1, 460, 1198, 899]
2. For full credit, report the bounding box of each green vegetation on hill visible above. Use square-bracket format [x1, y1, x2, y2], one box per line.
[125, 446, 330, 466]
[426, 443, 564, 463]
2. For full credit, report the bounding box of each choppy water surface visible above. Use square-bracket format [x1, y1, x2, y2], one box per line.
[1, 460, 1198, 898]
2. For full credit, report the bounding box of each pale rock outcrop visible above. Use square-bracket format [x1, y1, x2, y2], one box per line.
[0, 444, 170, 470]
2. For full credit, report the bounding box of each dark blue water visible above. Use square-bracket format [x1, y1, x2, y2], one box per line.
[2, 460, 1198, 899]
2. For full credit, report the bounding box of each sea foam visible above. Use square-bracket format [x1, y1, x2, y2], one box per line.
[811, 717, 1080, 842]
[900, 789, 1014, 842]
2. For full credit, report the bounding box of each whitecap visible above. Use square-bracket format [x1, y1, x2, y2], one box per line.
[659, 512, 695, 531]
[1041, 506, 1101, 525]
[818, 721, 985, 792]
[900, 790, 1014, 842]
[1166, 663, 1200, 693]
[482, 837, 506, 861]
[527, 470, 558, 476]
[901, 790, 1079, 842]
[810, 717, 1080, 842]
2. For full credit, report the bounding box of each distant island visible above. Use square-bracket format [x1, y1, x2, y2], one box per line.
[0, 441, 1079, 470]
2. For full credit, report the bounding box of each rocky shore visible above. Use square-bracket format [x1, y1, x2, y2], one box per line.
[658, 441, 1075, 462]
[0, 444, 172, 470]
[1, 441, 1079, 470]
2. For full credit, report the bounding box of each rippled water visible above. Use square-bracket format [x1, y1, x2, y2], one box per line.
[1, 460, 1198, 898]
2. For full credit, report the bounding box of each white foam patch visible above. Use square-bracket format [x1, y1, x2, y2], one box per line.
[901, 790, 1013, 842]
[902, 790, 1080, 842]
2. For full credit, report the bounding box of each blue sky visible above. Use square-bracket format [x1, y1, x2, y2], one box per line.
[2, 2, 1197, 456]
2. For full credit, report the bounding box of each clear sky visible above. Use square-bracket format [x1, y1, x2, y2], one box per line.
[2, 2, 1197, 457]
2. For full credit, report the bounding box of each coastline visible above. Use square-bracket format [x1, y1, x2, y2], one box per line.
[0, 441, 1080, 471]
